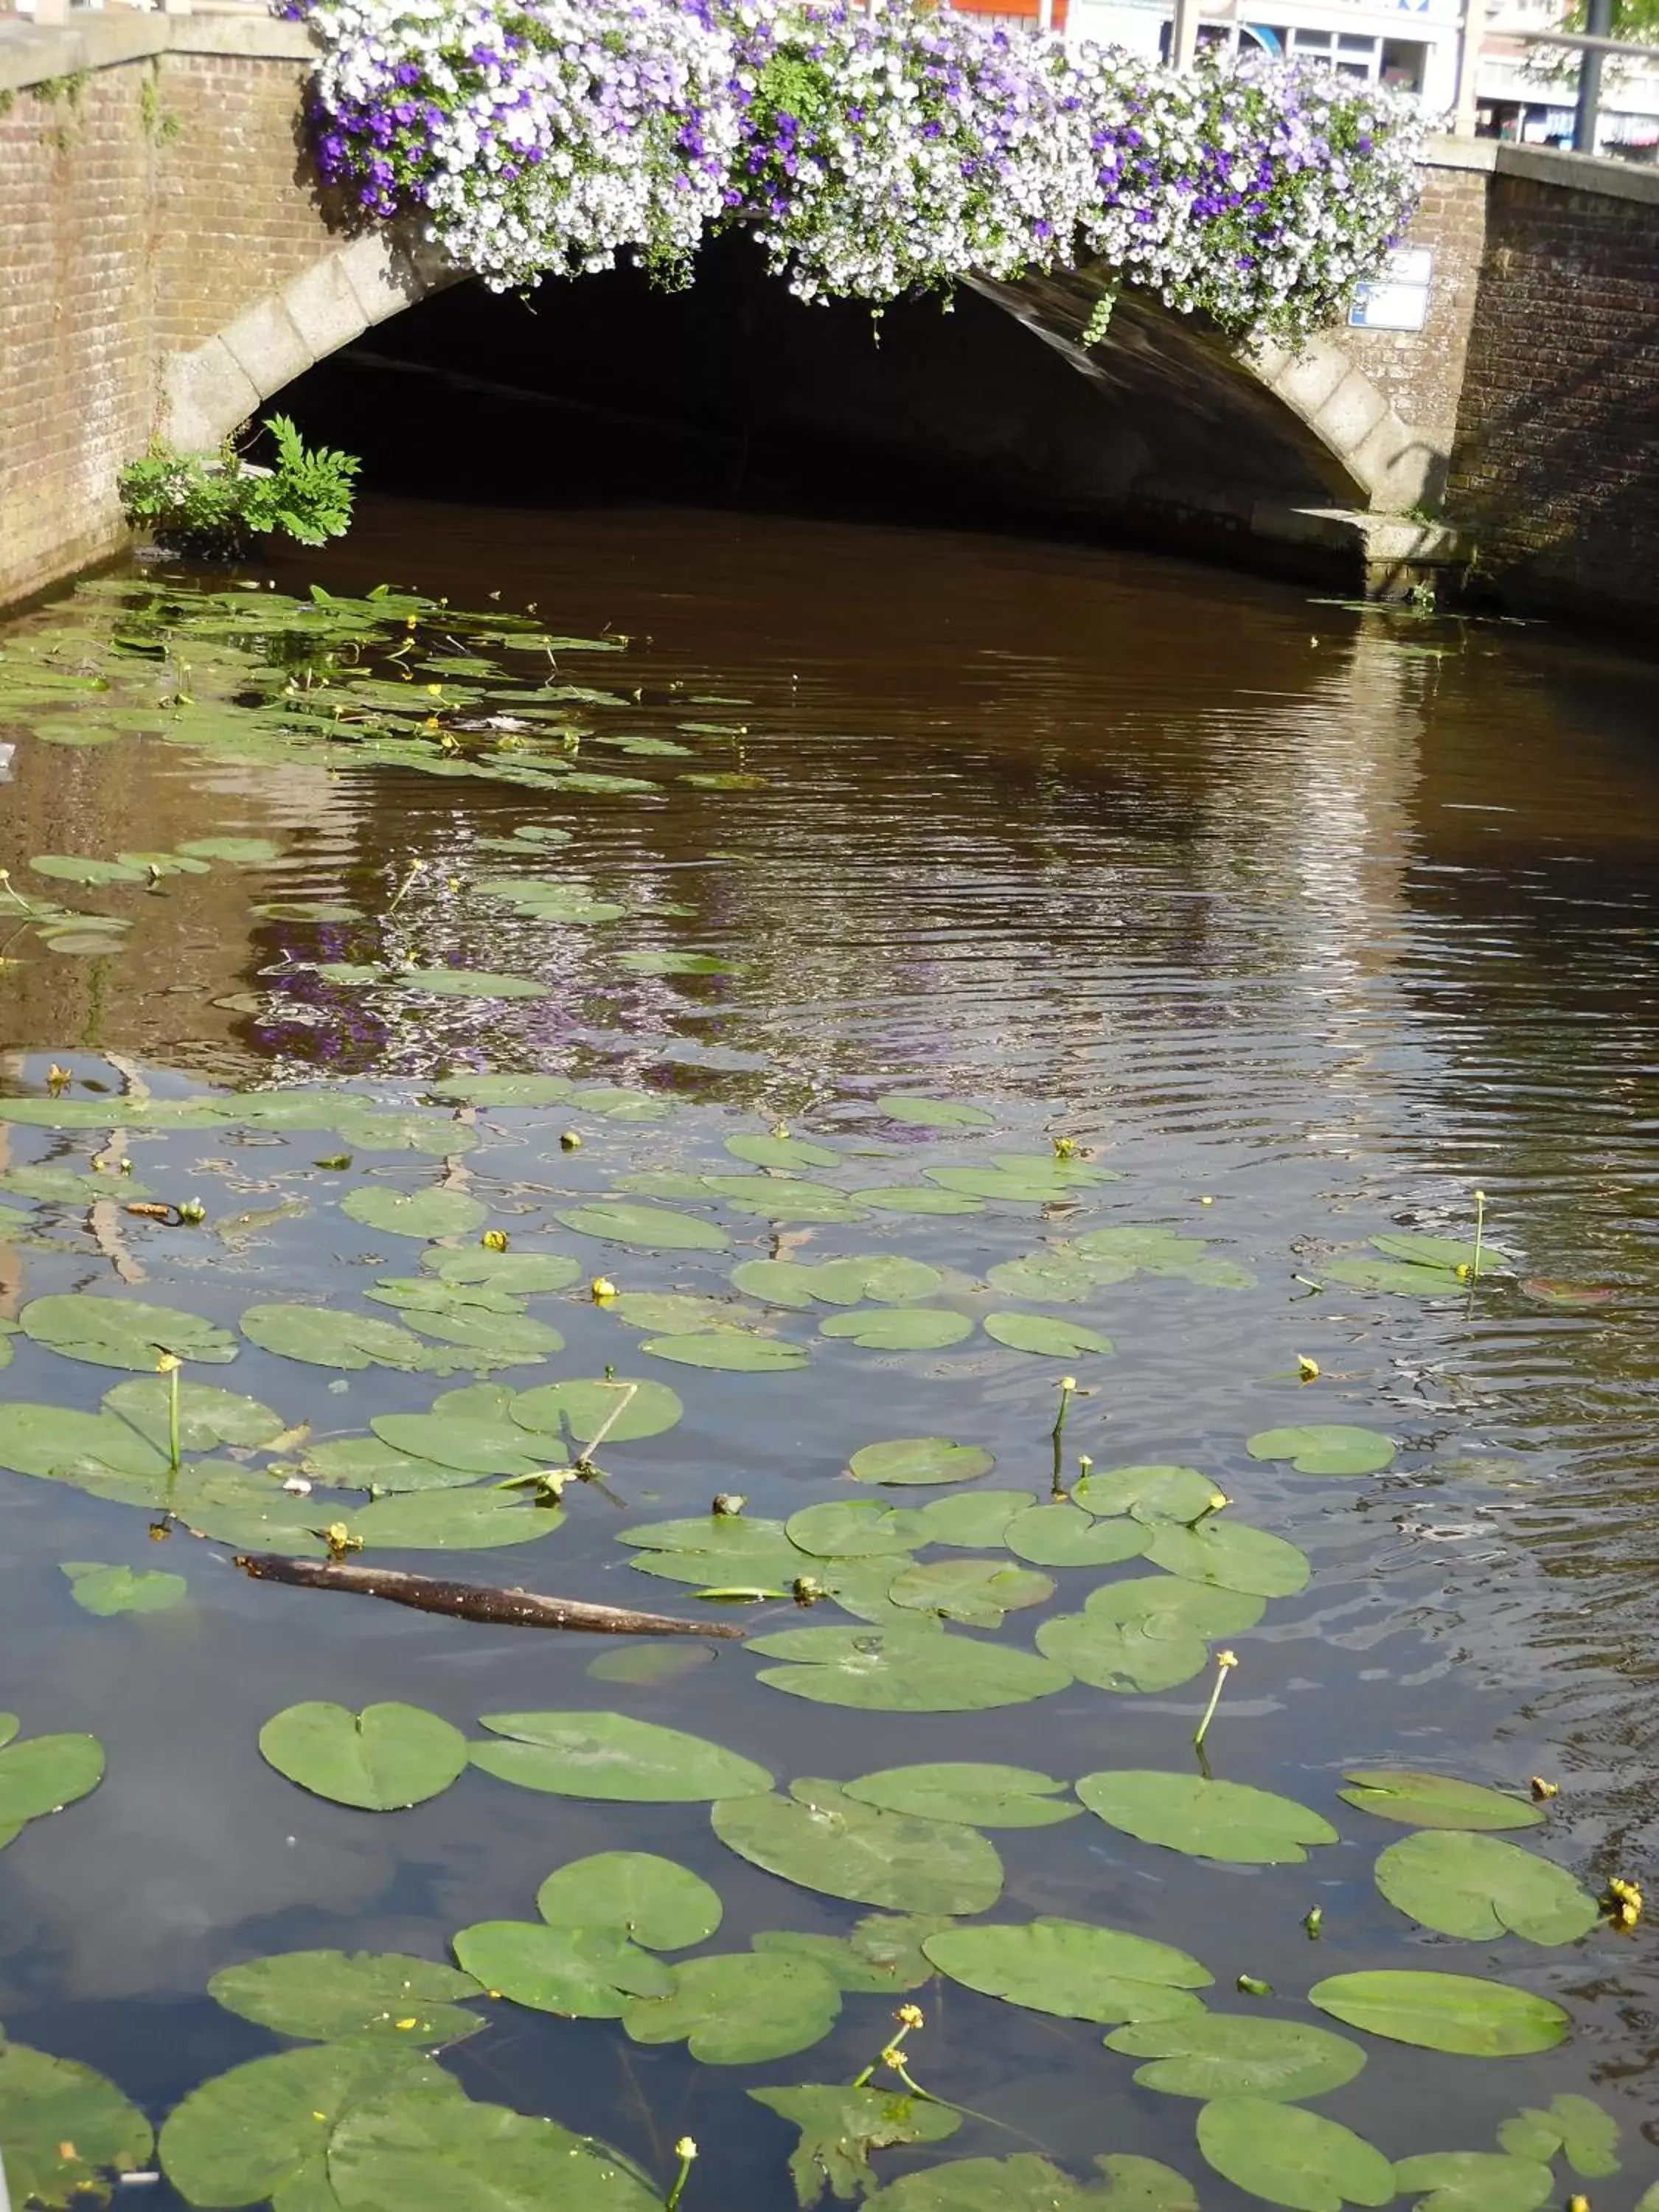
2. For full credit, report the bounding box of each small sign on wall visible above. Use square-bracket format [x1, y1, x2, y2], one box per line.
[1348, 247, 1434, 331]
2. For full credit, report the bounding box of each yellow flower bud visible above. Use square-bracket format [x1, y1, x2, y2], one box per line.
[591, 1276, 617, 1301]
[675, 2139, 698, 2162]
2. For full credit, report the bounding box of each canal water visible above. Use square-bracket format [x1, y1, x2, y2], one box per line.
[0, 494, 1657, 2208]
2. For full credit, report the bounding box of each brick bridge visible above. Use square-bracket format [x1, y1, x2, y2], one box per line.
[2, 8, 1656, 622]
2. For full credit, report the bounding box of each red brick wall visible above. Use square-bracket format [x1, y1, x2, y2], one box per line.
[1447, 166, 1659, 624]
[0, 29, 330, 611]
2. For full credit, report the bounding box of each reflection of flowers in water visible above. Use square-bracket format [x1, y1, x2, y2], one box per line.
[248, 919, 392, 1074]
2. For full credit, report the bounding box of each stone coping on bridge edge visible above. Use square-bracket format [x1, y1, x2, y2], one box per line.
[0, 10, 315, 96]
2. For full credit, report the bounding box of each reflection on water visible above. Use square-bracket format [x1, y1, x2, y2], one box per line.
[2, 498, 1659, 2198]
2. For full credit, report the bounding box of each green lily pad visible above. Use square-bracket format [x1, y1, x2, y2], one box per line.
[0, 2041, 154, 2208]
[451, 1920, 672, 2017]
[983, 1313, 1113, 1357]
[751, 1625, 1071, 1711]
[177, 836, 282, 863]
[585, 1641, 716, 1687]
[1338, 1770, 1543, 1832]
[848, 1437, 995, 1487]
[1392, 2153, 1554, 2212]
[914, 1492, 1034, 1547]
[726, 1135, 841, 1169]
[1143, 1519, 1311, 1598]
[326, 2087, 659, 2212]
[859, 1186, 987, 1216]
[1073, 1225, 1256, 1289]
[161, 2042, 456, 2208]
[886, 1558, 1054, 1629]
[0, 1729, 105, 1826]
[864, 2155, 1116, 2210]
[60, 1561, 187, 1615]
[622, 1514, 807, 1591]
[555, 1200, 728, 1250]
[1088, 2157, 1200, 2212]
[102, 1376, 285, 1453]
[878, 1096, 997, 1128]
[621, 1950, 841, 2064]
[21, 1293, 238, 1370]
[986, 1252, 1118, 1302]
[1497, 2094, 1620, 2177]
[0, 1163, 153, 1204]
[239, 1307, 454, 1374]
[510, 1375, 683, 1447]
[844, 1763, 1079, 1829]
[748, 2084, 961, 2207]
[752, 1913, 952, 1994]
[922, 1918, 1209, 2023]
[347, 1485, 565, 1551]
[422, 1248, 581, 1293]
[733, 1255, 945, 1308]
[341, 1188, 490, 1240]
[426, 1074, 575, 1107]
[1003, 1503, 1148, 1568]
[535, 1851, 723, 1950]
[713, 1778, 1004, 1913]
[786, 1501, 928, 1559]
[1105, 2015, 1365, 2101]
[1197, 2097, 1394, 2212]
[821, 1308, 973, 1351]
[1309, 1971, 1569, 2055]
[208, 1952, 485, 2045]
[397, 967, 549, 998]
[1374, 1830, 1598, 1944]
[30, 853, 148, 885]
[258, 1703, 470, 1811]
[332, 1110, 479, 1156]
[1036, 1577, 1263, 1694]
[471, 1711, 771, 1801]
[607, 1291, 759, 1334]
[928, 1161, 1120, 1202]
[1324, 1257, 1465, 1297]
[1245, 1426, 1395, 1476]
[371, 1391, 549, 1478]
[642, 1331, 808, 1371]
[1076, 1771, 1337, 1865]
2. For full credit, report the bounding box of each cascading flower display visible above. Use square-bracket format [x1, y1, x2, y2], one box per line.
[293, 0, 1426, 342]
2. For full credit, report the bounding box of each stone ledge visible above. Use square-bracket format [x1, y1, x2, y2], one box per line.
[1425, 131, 1659, 206]
[0, 11, 314, 94]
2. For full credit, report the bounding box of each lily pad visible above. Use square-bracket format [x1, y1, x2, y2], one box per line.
[607, 1291, 759, 1333]
[1497, 2094, 1620, 2177]
[1373, 1830, 1598, 1944]
[622, 1514, 807, 1591]
[748, 2083, 961, 2207]
[1392, 2153, 1554, 2212]
[347, 1486, 565, 1551]
[102, 1376, 285, 1453]
[21, 1293, 238, 1370]
[326, 2087, 659, 2212]
[555, 1200, 727, 1250]
[1245, 1426, 1395, 1476]
[733, 1255, 945, 1309]
[1337, 1770, 1543, 1832]
[510, 1375, 684, 1447]
[427, 1074, 575, 1107]
[859, 1186, 987, 1216]
[786, 1501, 928, 1559]
[239, 1307, 454, 1374]
[0, 1729, 105, 1826]
[161, 2042, 456, 2208]
[983, 1313, 1113, 1357]
[1144, 1519, 1311, 1598]
[625, 1953, 841, 2069]
[1004, 1503, 1148, 1568]
[178, 837, 283, 863]
[1105, 2015, 1365, 2101]
[60, 1561, 187, 1615]
[423, 1247, 581, 1293]
[1076, 1771, 1338, 1865]
[341, 1188, 490, 1240]
[1309, 1970, 1569, 2055]
[752, 1625, 1071, 1711]
[395, 967, 549, 999]
[752, 1913, 950, 1994]
[535, 1851, 723, 1949]
[844, 1763, 1080, 1829]
[371, 1391, 549, 1478]
[1036, 1577, 1264, 1694]
[864, 2156, 1111, 2210]
[451, 1920, 672, 2017]
[258, 1703, 470, 1811]
[886, 1558, 1054, 1629]
[470, 1711, 771, 1801]
[0, 2041, 154, 2208]
[848, 1437, 995, 1488]
[1197, 2098, 1394, 2212]
[914, 1492, 1034, 1547]
[713, 1778, 1004, 1913]
[642, 1331, 809, 1371]
[878, 1096, 997, 1128]
[208, 1952, 485, 2045]
[821, 1308, 973, 1351]
[922, 1918, 1209, 2023]
[30, 853, 148, 885]
[726, 1134, 841, 1170]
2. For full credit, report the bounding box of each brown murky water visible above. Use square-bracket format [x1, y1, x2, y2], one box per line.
[2, 495, 1658, 2206]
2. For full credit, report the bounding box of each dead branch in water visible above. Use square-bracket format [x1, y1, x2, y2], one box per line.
[234, 1551, 744, 1638]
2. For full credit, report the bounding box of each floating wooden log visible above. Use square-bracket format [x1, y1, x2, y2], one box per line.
[236, 1553, 744, 1638]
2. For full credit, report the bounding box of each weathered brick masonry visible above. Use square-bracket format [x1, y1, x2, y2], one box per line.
[0, 17, 324, 610]
[1447, 158, 1659, 627]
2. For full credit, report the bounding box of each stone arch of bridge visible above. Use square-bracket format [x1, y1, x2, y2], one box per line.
[162, 221, 1434, 520]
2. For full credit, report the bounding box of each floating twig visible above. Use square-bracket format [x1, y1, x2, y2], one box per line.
[234, 1553, 745, 1638]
